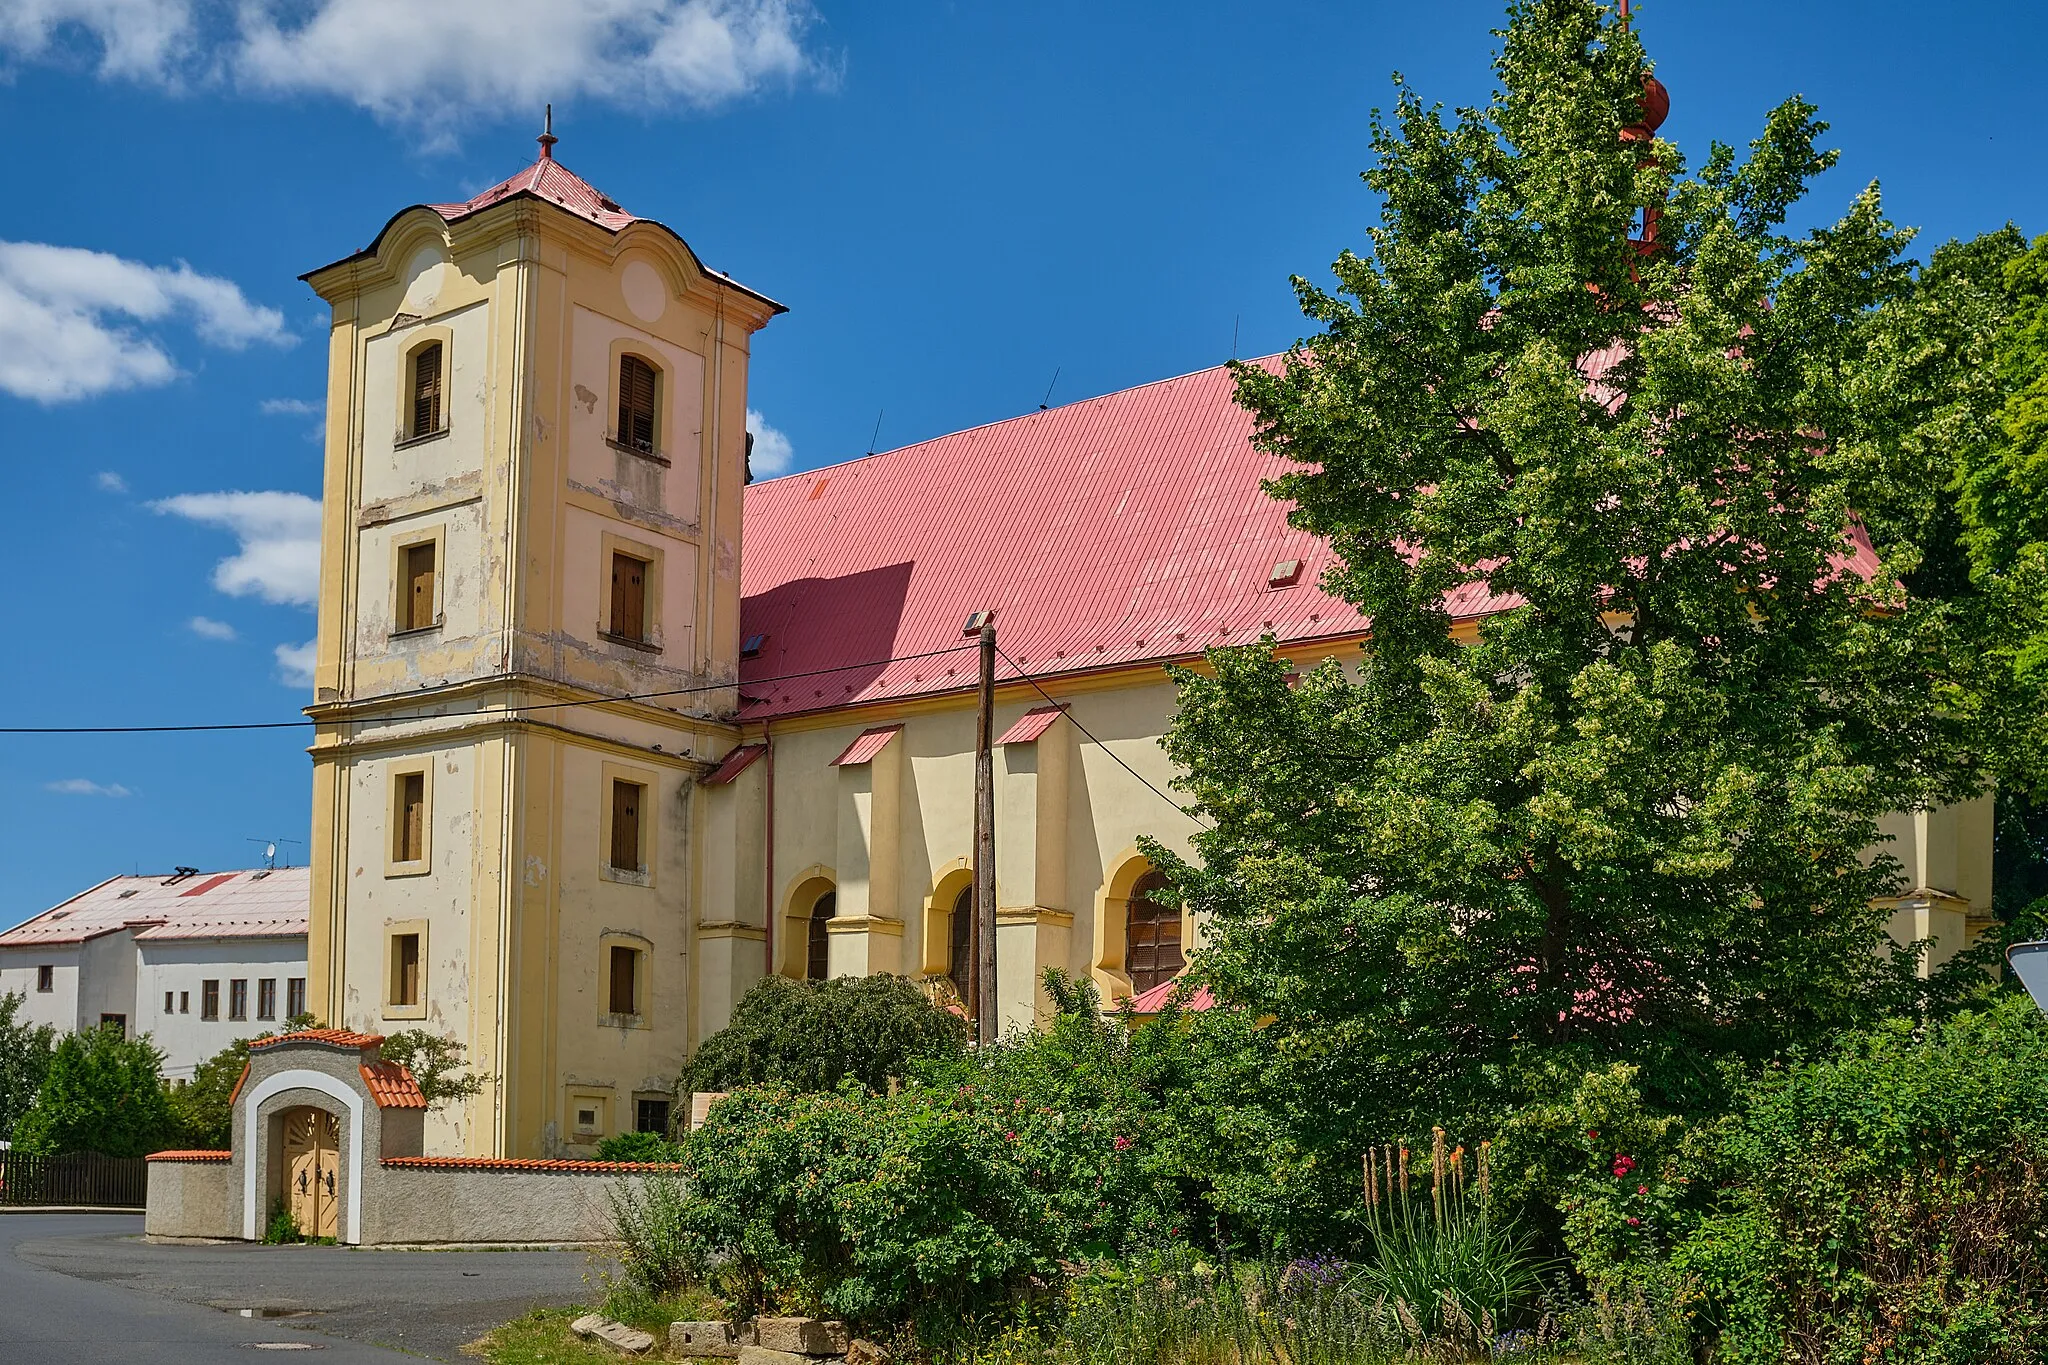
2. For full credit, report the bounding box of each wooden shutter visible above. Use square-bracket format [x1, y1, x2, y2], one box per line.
[405, 542, 436, 631]
[412, 342, 443, 438]
[610, 553, 647, 642]
[618, 355, 657, 452]
[398, 773, 425, 862]
[612, 780, 642, 870]
[609, 945, 637, 1015]
[394, 934, 420, 1006]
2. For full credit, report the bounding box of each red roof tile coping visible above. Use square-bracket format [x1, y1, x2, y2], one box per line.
[361, 1062, 427, 1110]
[147, 1150, 232, 1162]
[248, 1029, 385, 1051]
[227, 1060, 252, 1110]
[381, 1157, 683, 1173]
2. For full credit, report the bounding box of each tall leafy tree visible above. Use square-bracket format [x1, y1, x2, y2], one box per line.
[1157, 0, 1984, 1131]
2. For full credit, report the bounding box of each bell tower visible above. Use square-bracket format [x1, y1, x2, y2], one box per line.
[299, 128, 782, 1156]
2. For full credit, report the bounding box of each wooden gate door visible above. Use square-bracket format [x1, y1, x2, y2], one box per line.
[281, 1107, 341, 1240]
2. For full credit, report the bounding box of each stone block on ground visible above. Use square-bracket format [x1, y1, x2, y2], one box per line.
[739, 1347, 817, 1365]
[570, 1313, 656, 1355]
[847, 1340, 892, 1365]
[754, 1318, 851, 1355]
[672, 1320, 742, 1357]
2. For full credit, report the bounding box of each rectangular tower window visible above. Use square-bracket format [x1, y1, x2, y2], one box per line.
[36, 964, 52, 992]
[609, 944, 639, 1016]
[395, 772, 425, 864]
[412, 341, 443, 438]
[180, 990, 190, 1015]
[402, 541, 436, 631]
[164, 990, 174, 1013]
[287, 977, 306, 1019]
[257, 978, 277, 1020]
[229, 979, 248, 1021]
[201, 979, 219, 1020]
[609, 552, 647, 643]
[610, 780, 643, 872]
[617, 354, 658, 453]
[390, 933, 421, 1008]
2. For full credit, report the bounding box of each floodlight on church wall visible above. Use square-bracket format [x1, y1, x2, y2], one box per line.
[2007, 942, 2048, 1013]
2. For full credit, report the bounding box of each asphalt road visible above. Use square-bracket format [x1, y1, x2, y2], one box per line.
[0, 1213, 609, 1362]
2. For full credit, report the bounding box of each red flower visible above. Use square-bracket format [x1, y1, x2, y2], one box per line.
[1113, 1135, 1134, 1151]
[1587, 1129, 1599, 1140]
[1626, 1216, 1641, 1227]
[1637, 1184, 1648, 1195]
[1005, 1132, 1017, 1142]
[1612, 1153, 1636, 1178]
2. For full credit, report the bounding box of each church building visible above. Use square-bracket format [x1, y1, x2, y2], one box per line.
[298, 138, 1995, 1158]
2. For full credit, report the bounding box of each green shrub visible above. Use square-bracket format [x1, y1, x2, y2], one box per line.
[595, 1130, 682, 1162]
[12, 1023, 175, 1157]
[682, 974, 969, 1095]
[0, 991, 55, 1143]
[609, 1167, 701, 1300]
[1670, 996, 2048, 1364]
[168, 1037, 258, 1150]
[264, 1198, 303, 1245]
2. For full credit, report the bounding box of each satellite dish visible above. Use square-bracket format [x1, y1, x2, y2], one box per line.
[2008, 942, 2048, 1012]
[266, 842, 277, 861]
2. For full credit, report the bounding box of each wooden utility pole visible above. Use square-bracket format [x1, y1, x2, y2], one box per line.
[971, 615, 998, 1044]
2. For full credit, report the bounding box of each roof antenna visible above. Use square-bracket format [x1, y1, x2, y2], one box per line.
[245, 836, 301, 870]
[538, 103, 558, 160]
[1039, 366, 1061, 410]
[1232, 314, 1240, 360]
[866, 408, 884, 456]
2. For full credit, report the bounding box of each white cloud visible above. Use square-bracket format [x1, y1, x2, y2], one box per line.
[95, 469, 128, 492]
[0, 240, 292, 403]
[746, 407, 793, 477]
[187, 614, 236, 641]
[260, 397, 320, 416]
[0, 0, 820, 127]
[46, 778, 134, 797]
[275, 639, 316, 687]
[151, 489, 321, 606]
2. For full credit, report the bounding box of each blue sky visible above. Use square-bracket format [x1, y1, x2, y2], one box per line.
[0, 0, 2041, 926]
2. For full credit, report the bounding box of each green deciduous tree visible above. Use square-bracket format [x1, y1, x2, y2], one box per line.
[0, 991, 56, 1143]
[377, 1028, 486, 1108]
[1157, 0, 1984, 1145]
[12, 1023, 175, 1157]
[683, 974, 969, 1096]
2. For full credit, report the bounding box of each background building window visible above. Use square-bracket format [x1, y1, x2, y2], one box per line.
[402, 541, 436, 632]
[258, 978, 277, 1020]
[1125, 870, 1185, 994]
[287, 978, 306, 1019]
[164, 991, 174, 1013]
[99, 1014, 126, 1035]
[180, 990, 190, 1015]
[201, 980, 220, 1020]
[948, 885, 973, 1004]
[806, 891, 836, 981]
[610, 780, 644, 872]
[608, 943, 640, 1016]
[390, 933, 421, 1008]
[229, 979, 248, 1021]
[35, 964, 51, 992]
[617, 354, 658, 453]
[394, 771, 426, 864]
[411, 341, 443, 438]
[609, 552, 648, 643]
[635, 1096, 671, 1136]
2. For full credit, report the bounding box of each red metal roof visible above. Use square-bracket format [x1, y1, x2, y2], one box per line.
[361, 1062, 428, 1109]
[1125, 977, 1216, 1014]
[995, 704, 1067, 746]
[736, 356, 1882, 721]
[0, 868, 309, 947]
[430, 152, 639, 233]
[248, 1028, 384, 1052]
[831, 725, 902, 767]
[700, 743, 768, 786]
[736, 360, 1385, 721]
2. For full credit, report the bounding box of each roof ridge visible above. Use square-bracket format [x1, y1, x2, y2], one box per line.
[746, 355, 1280, 489]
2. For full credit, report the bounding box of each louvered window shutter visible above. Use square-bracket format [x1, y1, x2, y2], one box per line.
[412, 343, 443, 437]
[612, 781, 642, 870]
[618, 355, 657, 452]
[611, 553, 647, 641]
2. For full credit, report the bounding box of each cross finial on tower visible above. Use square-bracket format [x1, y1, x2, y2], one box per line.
[538, 103, 558, 160]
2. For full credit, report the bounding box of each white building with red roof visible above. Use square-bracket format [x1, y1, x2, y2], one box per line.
[290, 135, 1993, 1160]
[0, 868, 308, 1081]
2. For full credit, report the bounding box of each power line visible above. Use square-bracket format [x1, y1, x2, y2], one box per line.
[0, 645, 979, 737]
[994, 643, 1212, 830]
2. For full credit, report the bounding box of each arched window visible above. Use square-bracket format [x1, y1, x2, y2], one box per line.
[947, 885, 973, 1004]
[410, 342, 443, 439]
[1125, 870, 1183, 994]
[618, 354, 659, 454]
[806, 891, 836, 982]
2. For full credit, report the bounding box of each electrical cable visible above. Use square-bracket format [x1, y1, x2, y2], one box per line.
[993, 642, 1212, 829]
[0, 644, 979, 737]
